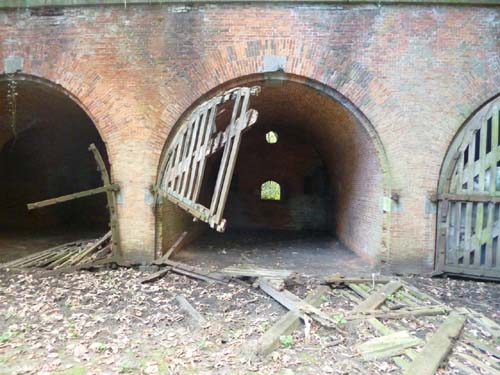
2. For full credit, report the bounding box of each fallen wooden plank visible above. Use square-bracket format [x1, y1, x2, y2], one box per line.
[449, 359, 481, 375]
[346, 306, 449, 321]
[323, 274, 390, 285]
[140, 267, 172, 284]
[255, 286, 329, 356]
[176, 295, 208, 327]
[455, 352, 500, 375]
[220, 265, 295, 279]
[62, 231, 111, 267]
[161, 231, 188, 261]
[357, 331, 423, 360]
[155, 224, 206, 263]
[41, 257, 116, 277]
[156, 259, 225, 284]
[353, 281, 403, 312]
[464, 334, 500, 358]
[341, 285, 393, 336]
[462, 308, 500, 343]
[400, 280, 446, 306]
[404, 311, 466, 375]
[258, 278, 340, 330]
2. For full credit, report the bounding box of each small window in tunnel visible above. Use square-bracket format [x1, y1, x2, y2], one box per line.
[261, 180, 281, 201]
[265, 131, 278, 144]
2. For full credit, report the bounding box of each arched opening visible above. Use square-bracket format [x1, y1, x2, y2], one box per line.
[156, 75, 389, 274]
[0, 75, 110, 263]
[436, 95, 500, 279]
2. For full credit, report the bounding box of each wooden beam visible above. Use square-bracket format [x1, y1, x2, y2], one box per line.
[323, 275, 390, 285]
[404, 311, 466, 375]
[139, 267, 172, 283]
[435, 193, 500, 203]
[27, 184, 119, 210]
[356, 331, 423, 360]
[255, 286, 329, 356]
[258, 278, 340, 330]
[219, 266, 295, 279]
[353, 281, 403, 312]
[176, 295, 208, 327]
[346, 306, 449, 320]
[89, 143, 121, 255]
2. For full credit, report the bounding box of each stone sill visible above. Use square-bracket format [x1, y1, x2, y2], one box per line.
[0, 0, 498, 10]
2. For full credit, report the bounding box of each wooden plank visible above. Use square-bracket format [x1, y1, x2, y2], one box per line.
[464, 334, 500, 358]
[89, 143, 121, 255]
[356, 331, 423, 360]
[27, 184, 119, 210]
[156, 259, 226, 284]
[61, 231, 111, 267]
[323, 275, 390, 285]
[456, 352, 500, 375]
[140, 267, 172, 284]
[403, 311, 466, 375]
[436, 193, 500, 203]
[258, 278, 341, 330]
[219, 265, 295, 279]
[255, 286, 329, 356]
[353, 281, 403, 312]
[41, 256, 116, 277]
[176, 295, 208, 327]
[346, 306, 449, 320]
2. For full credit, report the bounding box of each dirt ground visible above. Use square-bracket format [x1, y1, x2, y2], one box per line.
[0, 266, 498, 375]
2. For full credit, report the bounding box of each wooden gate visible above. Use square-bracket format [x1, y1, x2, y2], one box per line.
[435, 100, 500, 279]
[157, 86, 260, 232]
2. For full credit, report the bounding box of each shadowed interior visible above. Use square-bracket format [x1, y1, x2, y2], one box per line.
[161, 78, 384, 263]
[0, 77, 109, 261]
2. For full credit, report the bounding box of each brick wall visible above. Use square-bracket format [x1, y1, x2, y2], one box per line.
[0, 3, 498, 271]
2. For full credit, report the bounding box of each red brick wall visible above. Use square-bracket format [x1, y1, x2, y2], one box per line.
[0, 4, 498, 270]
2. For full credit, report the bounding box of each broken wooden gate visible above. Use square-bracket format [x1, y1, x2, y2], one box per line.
[27, 144, 121, 255]
[435, 101, 500, 279]
[156, 86, 260, 232]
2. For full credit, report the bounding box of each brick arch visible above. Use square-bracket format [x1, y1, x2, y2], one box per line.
[0, 72, 112, 236]
[154, 72, 393, 264]
[0, 73, 107, 144]
[437, 93, 500, 196]
[156, 72, 392, 192]
[153, 39, 392, 159]
[435, 93, 500, 277]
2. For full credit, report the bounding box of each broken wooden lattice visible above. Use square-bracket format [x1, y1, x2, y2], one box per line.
[435, 102, 500, 279]
[237, 272, 500, 375]
[0, 143, 120, 272]
[156, 86, 260, 232]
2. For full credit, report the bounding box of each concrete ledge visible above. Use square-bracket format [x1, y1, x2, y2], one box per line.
[0, 0, 498, 10]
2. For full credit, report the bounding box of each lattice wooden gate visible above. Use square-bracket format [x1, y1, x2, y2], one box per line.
[435, 100, 500, 279]
[157, 86, 260, 232]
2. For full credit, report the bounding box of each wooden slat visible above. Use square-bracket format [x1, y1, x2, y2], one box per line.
[255, 286, 328, 356]
[403, 311, 466, 375]
[356, 331, 422, 360]
[353, 281, 403, 312]
[26, 184, 119, 210]
[176, 295, 208, 327]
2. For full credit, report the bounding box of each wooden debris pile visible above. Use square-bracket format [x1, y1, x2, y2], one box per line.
[221, 272, 500, 375]
[0, 231, 112, 272]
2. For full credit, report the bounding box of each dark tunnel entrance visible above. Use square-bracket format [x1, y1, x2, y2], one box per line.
[158, 76, 388, 274]
[0, 76, 110, 263]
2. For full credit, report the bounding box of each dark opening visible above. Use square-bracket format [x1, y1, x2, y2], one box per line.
[474, 130, 481, 161]
[0, 77, 109, 263]
[486, 117, 492, 154]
